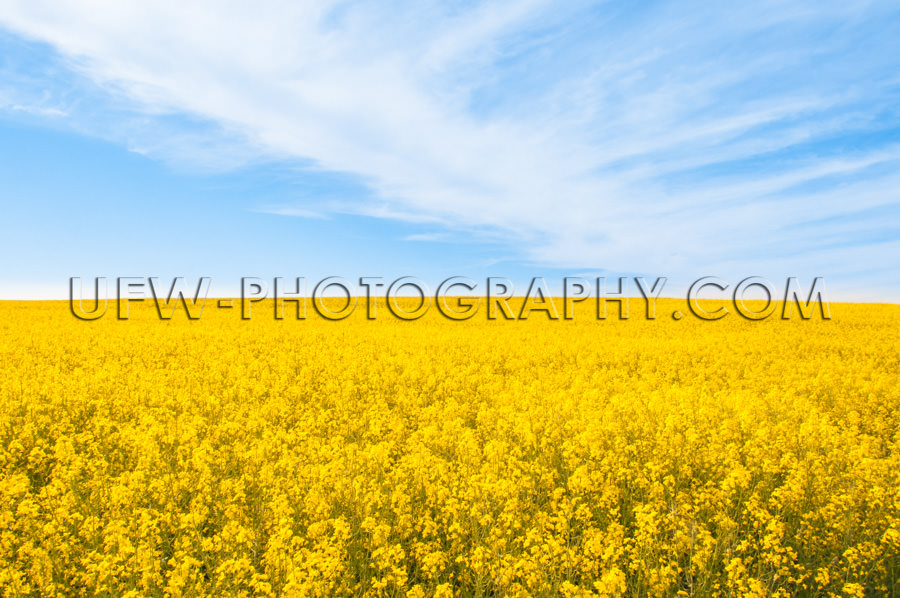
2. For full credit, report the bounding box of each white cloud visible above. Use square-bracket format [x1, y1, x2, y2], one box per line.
[403, 232, 454, 243]
[0, 0, 899, 297]
[253, 206, 330, 220]
[9, 103, 66, 117]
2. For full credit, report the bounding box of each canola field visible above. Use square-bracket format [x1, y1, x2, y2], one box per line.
[1, 298, 899, 597]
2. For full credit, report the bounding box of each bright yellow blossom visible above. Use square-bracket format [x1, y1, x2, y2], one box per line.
[0, 299, 898, 596]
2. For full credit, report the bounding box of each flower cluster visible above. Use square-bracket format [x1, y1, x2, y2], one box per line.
[1, 299, 898, 597]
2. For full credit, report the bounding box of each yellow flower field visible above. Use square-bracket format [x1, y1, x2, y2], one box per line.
[1, 298, 898, 597]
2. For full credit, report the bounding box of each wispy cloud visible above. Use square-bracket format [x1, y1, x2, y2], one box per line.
[403, 232, 454, 243]
[252, 206, 330, 220]
[0, 0, 898, 295]
[9, 103, 65, 117]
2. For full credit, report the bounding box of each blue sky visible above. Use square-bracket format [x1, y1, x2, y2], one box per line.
[1, 0, 899, 300]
